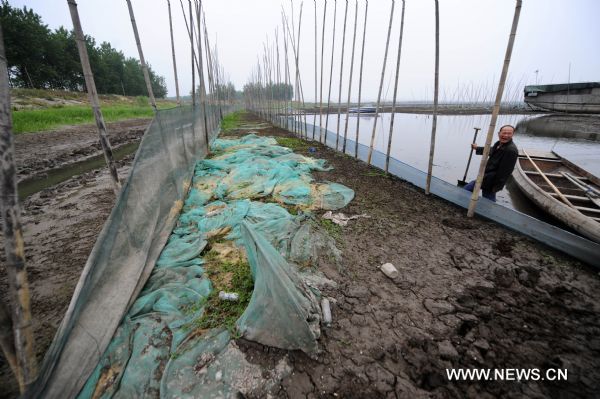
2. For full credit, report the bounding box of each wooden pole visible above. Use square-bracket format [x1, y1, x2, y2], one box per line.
[195, 0, 210, 146]
[0, 302, 19, 387]
[126, 0, 157, 110]
[0, 20, 37, 392]
[68, 0, 121, 193]
[187, 0, 196, 106]
[467, 0, 522, 216]
[366, 0, 395, 165]
[342, 0, 358, 154]
[318, 0, 327, 141]
[324, 0, 337, 145]
[167, 0, 181, 106]
[354, 0, 368, 158]
[335, 0, 349, 151]
[425, 0, 440, 194]
[385, 0, 405, 173]
[524, 150, 574, 208]
[312, 0, 318, 139]
[282, 11, 293, 132]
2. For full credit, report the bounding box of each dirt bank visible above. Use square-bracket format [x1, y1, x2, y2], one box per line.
[1, 113, 599, 398]
[0, 119, 148, 397]
[14, 118, 150, 182]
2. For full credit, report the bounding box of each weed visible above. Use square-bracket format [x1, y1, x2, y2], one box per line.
[189, 247, 254, 334]
[275, 137, 309, 151]
[320, 218, 342, 241]
[220, 110, 248, 131]
[364, 170, 388, 178]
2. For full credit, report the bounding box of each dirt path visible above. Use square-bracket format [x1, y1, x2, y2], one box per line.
[227, 114, 600, 398]
[1, 113, 599, 398]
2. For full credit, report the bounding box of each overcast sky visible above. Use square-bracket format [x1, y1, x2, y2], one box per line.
[9, 0, 600, 102]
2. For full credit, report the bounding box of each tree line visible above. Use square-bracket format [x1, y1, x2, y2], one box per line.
[243, 82, 293, 101]
[0, 1, 167, 98]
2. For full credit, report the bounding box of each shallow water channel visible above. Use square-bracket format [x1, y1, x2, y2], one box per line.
[301, 112, 600, 224]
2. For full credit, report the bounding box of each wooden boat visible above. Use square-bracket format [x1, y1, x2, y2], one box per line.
[512, 149, 600, 243]
[524, 82, 600, 114]
[348, 106, 377, 114]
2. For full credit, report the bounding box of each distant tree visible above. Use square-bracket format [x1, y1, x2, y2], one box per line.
[0, 1, 167, 97]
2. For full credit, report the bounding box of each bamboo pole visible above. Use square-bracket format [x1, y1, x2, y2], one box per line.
[0, 20, 37, 392]
[67, 0, 121, 193]
[282, 12, 292, 132]
[125, 0, 157, 110]
[425, 0, 440, 194]
[312, 0, 318, 139]
[354, 0, 368, 158]
[342, 0, 358, 154]
[366, 0, 395, 165]
[195, 0, 210, 146]
[467, 0, 522, 216]
[187, 0, 196, 106]
[335, 0, 349, 151]
[318, 0, 327, 141]
[324, 0, 337, 145]
[385, 0, 405, 173]
[0, 302, 19, 387]
[167, 0, 181, 106]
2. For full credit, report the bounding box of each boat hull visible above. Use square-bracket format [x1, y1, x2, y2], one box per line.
[512, 152, 600, 243]
[524, 83, 600, 114]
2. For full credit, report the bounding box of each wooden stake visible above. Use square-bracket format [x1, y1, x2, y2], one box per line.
[324, 0, 338, 145]
[313, 0, 318, 139]
[126, 0, 157, 110]
[342, 0, 358, 154]
[195, 0, 210, 146]
[167, 0, 181, 106]
[0, 20, 37, 392]
[335, 0, 349, 151]
[425, 0, 440, 194]
[385, 0, 405, 173]
[467, 0, 522, 216]
[67, 0, 120, 193]
[367, 0, 395, 165]
[355, 0, 368, 158]
[188, 0, 196, 106]
[318, 0, 328, 141]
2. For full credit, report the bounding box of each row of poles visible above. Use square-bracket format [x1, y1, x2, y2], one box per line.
[0, 0, 227, 392]
[244, 0, 522, 215]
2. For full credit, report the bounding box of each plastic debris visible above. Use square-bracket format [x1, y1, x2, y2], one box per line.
[380, 263, 399, 279]
[322, 210, 369, 226]
[321, 298, 332, 326]
[219, 291, 240, 301]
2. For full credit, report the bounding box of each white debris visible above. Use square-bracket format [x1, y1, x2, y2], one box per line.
[380, 263, 399, 279]
[219, 291, 239, 301]
[215, 370, 223, 382]
[321, 298, 332, 326]
[322, 211, 369, 226]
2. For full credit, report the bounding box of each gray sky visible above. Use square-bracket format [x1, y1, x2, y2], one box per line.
[9, 0, 600, 102]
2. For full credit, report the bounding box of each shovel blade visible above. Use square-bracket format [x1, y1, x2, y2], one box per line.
[457, 180, 468, 187]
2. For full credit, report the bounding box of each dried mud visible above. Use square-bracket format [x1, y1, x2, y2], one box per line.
[1, 113, 599, 398]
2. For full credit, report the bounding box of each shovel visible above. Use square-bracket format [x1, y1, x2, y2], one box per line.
[457, 127, 481, 187]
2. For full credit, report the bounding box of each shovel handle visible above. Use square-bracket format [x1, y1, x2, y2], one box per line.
[462, 127, 481, 182]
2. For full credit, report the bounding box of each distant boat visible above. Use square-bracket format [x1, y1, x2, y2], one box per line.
[524, 82, 600, 113]
[348, 106, 377, 114]
[512, 149, 600, 243]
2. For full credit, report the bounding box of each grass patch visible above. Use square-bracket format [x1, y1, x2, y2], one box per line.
[364, 170, 388, 178]
[320, 218, 342, 241]
[189, 245, 254, 334]
[12, 104, 174, 133]
[275, 137, 309, 151]
[220, 110, 248, 131]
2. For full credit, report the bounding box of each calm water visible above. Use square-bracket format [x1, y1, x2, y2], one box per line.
[299, 113, 600, 218]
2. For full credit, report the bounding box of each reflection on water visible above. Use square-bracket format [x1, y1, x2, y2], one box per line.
[299, 113, 600, 219]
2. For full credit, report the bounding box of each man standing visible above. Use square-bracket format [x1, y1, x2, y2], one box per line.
[463, 124, 518, 202]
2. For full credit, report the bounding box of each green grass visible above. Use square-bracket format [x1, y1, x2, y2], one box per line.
[189, 249, 254, 335]
[275, 137, 309, 151]
[320, 219, 342, 241]
[220, 110, 248, 131]
[12, 104, 173, 133]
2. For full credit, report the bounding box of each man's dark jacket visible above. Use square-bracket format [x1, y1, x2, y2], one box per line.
[475, 140, 518, 193]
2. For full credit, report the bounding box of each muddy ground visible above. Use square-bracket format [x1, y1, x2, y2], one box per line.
[0, 119, 149, 397]
[1, 113, 599, 398]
